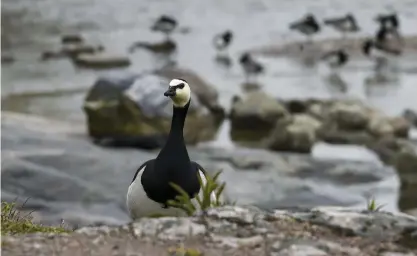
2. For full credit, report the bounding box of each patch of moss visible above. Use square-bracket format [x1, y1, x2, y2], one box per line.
[167, 246, 203, 256]
[1, 201, 69, 235]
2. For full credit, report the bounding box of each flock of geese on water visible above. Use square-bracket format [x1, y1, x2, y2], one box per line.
[144, 12, 404, 86]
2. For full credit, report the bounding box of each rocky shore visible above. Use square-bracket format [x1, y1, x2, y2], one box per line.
[2, 206, 417, 256]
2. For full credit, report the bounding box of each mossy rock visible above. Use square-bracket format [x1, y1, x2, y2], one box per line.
[229, 91, 289, 146]
[83, 72, 223, 148]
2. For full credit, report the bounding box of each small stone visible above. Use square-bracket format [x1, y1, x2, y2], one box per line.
[278, 244, 328, 256]
[74, 53, 131, 69]
[205, 206, 259, 225]
[211, 235, 263, 248]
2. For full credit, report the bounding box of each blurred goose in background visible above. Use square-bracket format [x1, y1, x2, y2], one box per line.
[151, 15, 178, 41]
[320, 49, 349, 70]
[324, 13, 360, 38]
[289, 14, 321, 44]
[239, 52, 264, 83]
[374, 22, 404, 54]
[213, 30, 234, 68]
[362, 37, 401, 72]
[318, 49, 349, 92]
[213, 30, 233, 53]
[374, 13, 399, 31]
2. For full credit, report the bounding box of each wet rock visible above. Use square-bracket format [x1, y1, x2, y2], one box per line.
[318, 125, 374, 145]
[265, 114, 322, 153]
[367, 115, 410, 139]
[83, 72, 222, 148]
[270, 99, 412, 149]
[367, 114, 396, 138]
[390, 117, 411, 138]
[230, 91, 289, 146]
[2, 206, 417, 256]
[329, 101, 370, 130]
[366, 137, 417, 211]
[403, 109, 417, 127]
[280, 99, 310, 114]
[74, 53, 131, 69]
[396, 150, 417, 212]
[61, 34, 84, 44]
[368, 137, 415, 165]
[306, 101, 331, 120]
[129, 39, 176, 54]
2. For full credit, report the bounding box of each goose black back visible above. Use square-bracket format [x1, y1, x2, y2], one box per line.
[362, 39, 373, 56]
[289, 14, 320, 34]
[223, 30, 233, 44]
[375, 13, 399, 30]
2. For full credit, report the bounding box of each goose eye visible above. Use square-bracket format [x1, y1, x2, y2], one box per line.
[177, 83, 185, 89]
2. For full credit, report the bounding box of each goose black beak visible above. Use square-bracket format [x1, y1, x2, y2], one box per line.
[164, 87, 176, 97]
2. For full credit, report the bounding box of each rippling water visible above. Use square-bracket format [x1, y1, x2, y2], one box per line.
[2, 0, 417, 120]
[3, 0, 417, 221]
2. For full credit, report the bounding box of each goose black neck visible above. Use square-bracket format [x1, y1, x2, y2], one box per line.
[169, 100, 190, 135]
[161, 100, 190, 153]
[157, 100, 191, 162]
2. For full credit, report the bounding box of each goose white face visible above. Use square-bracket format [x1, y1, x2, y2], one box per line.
[165, 79, 191, 107]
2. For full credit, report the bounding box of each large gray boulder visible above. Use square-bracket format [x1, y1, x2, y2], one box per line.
[83, 71, 224, 148]
[329, 101, 370, 130]
[230, 91, 289, 146]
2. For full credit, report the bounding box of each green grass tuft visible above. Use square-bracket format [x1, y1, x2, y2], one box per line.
[1, 201, 69, 235]
[167, 170, 232, 216]
[167, 246, 203, 256]
[366, 196, 384, 212]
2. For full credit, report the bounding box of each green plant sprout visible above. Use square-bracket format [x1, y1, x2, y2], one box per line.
[366, 196, 384, 212]
[167, 246, 203, 256]
[167, 170, 228, 216]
